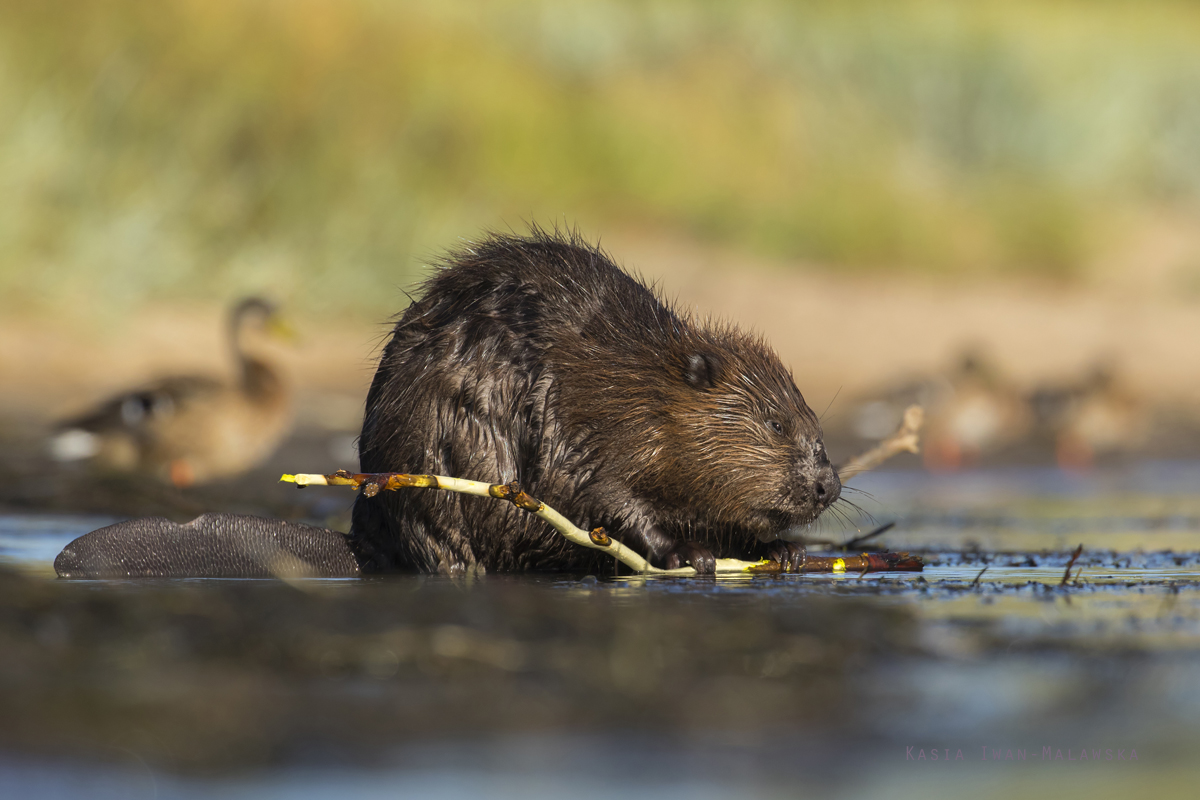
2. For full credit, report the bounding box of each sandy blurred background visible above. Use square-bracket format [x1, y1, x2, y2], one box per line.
[3, 0, 1200, 454]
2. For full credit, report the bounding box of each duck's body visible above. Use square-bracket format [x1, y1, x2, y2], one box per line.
[925, 361, 1030, 470]
[1030, 364, 1146, 469]
[50, 299, 292, 487]
[852, 351, 1029, 470]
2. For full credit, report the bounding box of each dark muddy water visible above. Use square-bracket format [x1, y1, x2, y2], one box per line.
[1, 461, 1198, 798]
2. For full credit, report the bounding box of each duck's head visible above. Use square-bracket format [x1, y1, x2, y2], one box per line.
[230, 297, 296, 349]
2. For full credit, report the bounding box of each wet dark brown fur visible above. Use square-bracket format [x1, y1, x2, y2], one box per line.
[350, 229, 840, 574]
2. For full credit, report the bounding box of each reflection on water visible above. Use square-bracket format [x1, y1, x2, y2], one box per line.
[816, 459, 1200, 555]
[0, 748, 1189, 800]
[0, 514, 114, 573]
[1, 461, 1199, 796]
[853, 459, 1200, 504]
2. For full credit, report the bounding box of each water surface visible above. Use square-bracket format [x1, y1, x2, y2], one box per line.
[2, 461, 1197, 797]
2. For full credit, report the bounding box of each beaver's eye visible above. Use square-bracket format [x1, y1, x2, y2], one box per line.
[767, 420, 784, 435]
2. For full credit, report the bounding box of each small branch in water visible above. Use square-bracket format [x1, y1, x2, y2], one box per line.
[971, 566, 988, 589]
[1061, 544, 1084, 587]
[839, 522, 896, 551]
[282, 470, 924, 576]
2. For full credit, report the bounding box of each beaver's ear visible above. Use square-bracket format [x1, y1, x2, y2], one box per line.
[685, 353, 723, 389]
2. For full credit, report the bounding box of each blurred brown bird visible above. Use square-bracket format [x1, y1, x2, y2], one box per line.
[1030, 363, 1147, 470]
[50, 298, 293, 487]
[920, 351, 1031, 470]
[851, 350, 1030, 471]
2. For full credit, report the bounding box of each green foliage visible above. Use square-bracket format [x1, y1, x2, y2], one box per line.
[2, 0, 1199, 315]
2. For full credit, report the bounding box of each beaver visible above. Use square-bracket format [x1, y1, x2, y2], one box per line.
[54, 229, 839, 578]
[348, 229, 839, 574]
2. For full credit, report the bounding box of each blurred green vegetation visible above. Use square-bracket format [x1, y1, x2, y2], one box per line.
[3, 0, 1200, 317]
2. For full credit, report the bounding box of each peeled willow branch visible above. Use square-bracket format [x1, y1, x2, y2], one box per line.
[281, 471, 922, 575]
[280, 408, 925, 576]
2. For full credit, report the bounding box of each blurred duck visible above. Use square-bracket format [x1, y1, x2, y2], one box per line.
[852, 350, 1030, 470]
[1029, 363, 1147, 470]
[851, 376, 953, 441]
[921, 351, 1032, 470]
[50, 298, 294, 487]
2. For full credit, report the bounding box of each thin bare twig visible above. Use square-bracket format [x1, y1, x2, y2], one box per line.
[1061, 544, 1084, 587]
[837, 405, 924, 482]
[970, 566, 988, 589]
[840, 521, 896, 551]
[282, 471, 923, 575]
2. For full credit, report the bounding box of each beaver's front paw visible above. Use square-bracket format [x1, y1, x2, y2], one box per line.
[663, 541, 716, 574]
[764, 540, 807, 573]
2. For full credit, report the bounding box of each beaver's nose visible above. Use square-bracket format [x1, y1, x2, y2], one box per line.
[813, 463, 841, 510]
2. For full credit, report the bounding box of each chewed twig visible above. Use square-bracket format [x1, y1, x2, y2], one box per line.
[286, 471, 678, 573]
[281, 406, 925, 576]
[281, 470, 923, 576]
